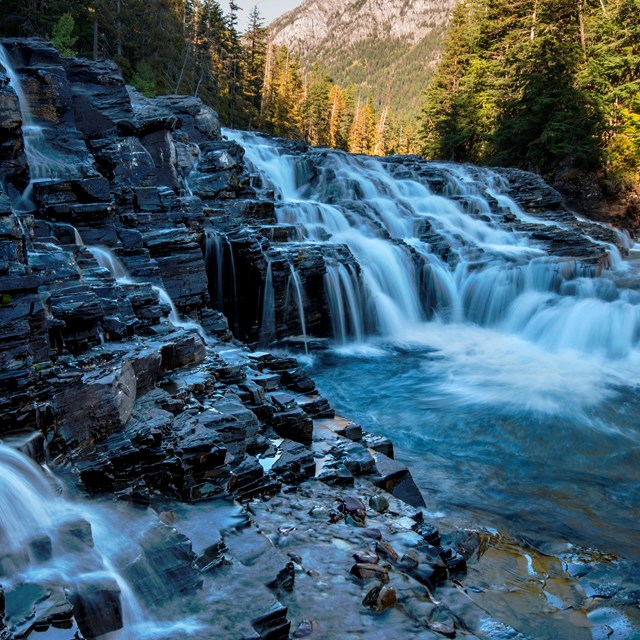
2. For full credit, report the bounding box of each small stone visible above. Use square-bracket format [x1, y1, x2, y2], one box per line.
[375, 541, 399, 562]
[28, 536, 52, 562]
[362, 583, 397, 611]
[353, 551, 379, 564]
[267, 561, 295, 592]
[401, 550, 420, 569]
[428, 620, 456, 638]
[293, 619, 315, 638]
[341, 496, 365, 513]
[350, 563, 389, 582]
[369, 495, 389, 513]
[361, 528, 382, 540]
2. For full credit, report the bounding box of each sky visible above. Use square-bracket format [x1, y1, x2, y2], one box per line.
[232, 0, 303, 31]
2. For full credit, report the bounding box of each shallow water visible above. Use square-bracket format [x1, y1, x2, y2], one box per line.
[309, 334, 640, 561]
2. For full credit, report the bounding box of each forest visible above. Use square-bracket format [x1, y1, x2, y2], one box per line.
[422, 0, 640, 191]
[2, 0, 639, 185]
[0, 0, 417, 155]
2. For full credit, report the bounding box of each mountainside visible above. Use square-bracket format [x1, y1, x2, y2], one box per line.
[269, 0, 456, 118]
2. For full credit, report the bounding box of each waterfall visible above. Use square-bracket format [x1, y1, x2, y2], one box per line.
[224, 129, 640, 359]
[285, 263, 309, 354]
[87, 245, 208, 341]
[324, 261, 365, 343]
[259, 260, 276, 347]
[0, 45, 77, 211]
[204, 232, 238, 326]
[0, 445, 148, 637]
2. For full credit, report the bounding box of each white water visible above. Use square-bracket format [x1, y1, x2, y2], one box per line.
[225, 129, 640, 361]
[87, 245, 208, 340]
[285, 262, 309, 354]
[259, 259, 276, 346]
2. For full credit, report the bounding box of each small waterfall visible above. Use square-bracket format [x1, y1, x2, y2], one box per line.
[87, 245, 208, 341]
[324, 262, 364, 343]
[73, 226, 84, 246]
[0, 45, 76, 211]
[87, 245, 132, 283]
[259, 260, 276, 346]
[285, 263, 308, 354]
[204, 232, 238, 328]
[205, 234, 227, 309]
[0, 445, 147, 637]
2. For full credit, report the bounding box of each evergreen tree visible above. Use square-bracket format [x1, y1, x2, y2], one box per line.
[51, 12, 78, 57]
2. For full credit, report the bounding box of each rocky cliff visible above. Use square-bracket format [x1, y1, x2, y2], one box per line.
[270, 0, 457, 117]
[0, 38, 637, 640]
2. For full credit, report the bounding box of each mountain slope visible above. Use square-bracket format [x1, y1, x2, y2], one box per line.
[269, 0, 456, 118]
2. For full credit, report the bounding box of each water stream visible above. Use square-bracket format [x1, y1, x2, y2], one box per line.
[0, 45, 81, 211]
[87, 245, 208, 340]
[226, 129, 640, 560]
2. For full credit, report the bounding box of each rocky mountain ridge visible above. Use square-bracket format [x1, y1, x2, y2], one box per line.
[269, 0, 457, 117]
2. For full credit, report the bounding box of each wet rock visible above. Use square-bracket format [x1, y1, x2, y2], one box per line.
[267, 561, 296, 593]
[270, 407, 313, 445]
[375, 541, 400, 563]
[317, 464, 354, 487]
[28, 535, 52, 562]
[350, 563, 389, 582]
[59, 519, 94, 552]
[335, 422, 362, 442]
[251, 601, 291, 640]
[292, 619, 315, 638]
[54, 360, 137, 447]
[440, 546, 467, 574]
[270, 440, 315, 485]
[123, 523, 202, 607]
[369, 494, 389, 514]
[160, 333, 206, 370]
[6, 583, 75, 639]
[371, 451, 425, 508]
[353, 551, 379, 564]
[361, 432, 394, 458]
[334, 440, 375, 475]
[363, 583, 397, 611]
[414, 522, 441, 547]
[70, 578, 123, 638]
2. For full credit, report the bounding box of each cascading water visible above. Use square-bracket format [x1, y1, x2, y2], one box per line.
[284, 262, 309, 354]
[0, 46, 80, 211]
[226, 128, 640, 357]
[87, 246, 208, 341]
[225, 128, 640, 560]
[0, 445, 211, 639]
[259, 260, 276, 347]
[204, 233, 238, 322]
[0, 445, 147, 638]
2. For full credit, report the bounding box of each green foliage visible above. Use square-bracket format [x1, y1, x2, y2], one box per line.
[0, 294, 13, 306]
[130, 61, 157, 98]
[422, 0, 640, 187]
[51, 12, 77, 57]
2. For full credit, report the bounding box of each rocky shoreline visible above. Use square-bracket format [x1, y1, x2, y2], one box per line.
[0, 38, 639, 639]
